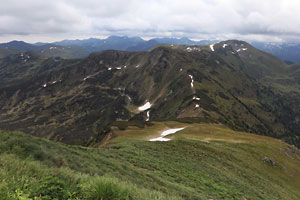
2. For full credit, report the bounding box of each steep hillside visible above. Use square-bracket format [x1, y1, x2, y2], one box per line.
[0, 48, 21, 59]
[1, 40, 300, 147]
[1, 123, 300, 199]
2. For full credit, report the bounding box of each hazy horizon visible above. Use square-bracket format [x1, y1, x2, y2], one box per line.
[1, 0, 300, 43]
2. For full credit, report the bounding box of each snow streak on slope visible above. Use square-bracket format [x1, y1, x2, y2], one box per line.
[210, 44, 215, 51]
[149, 128, 185, 142]
[138, 102, 151, 111]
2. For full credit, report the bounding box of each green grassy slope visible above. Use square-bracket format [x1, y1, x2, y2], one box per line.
[1, 121, 300, 200]
[0, 130, 181, 200]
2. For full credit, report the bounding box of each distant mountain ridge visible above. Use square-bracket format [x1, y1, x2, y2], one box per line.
[251, 41, 300, 63]
[2, 36, 300, 62]
[51, 36, 218, 53]
[0, 37, 218, 59]
[0, 40, 88, 59]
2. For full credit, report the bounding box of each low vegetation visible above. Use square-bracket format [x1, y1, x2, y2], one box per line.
[1, 121, 300, 199]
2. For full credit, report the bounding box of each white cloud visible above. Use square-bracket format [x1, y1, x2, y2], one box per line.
[1, 0, 300, 42]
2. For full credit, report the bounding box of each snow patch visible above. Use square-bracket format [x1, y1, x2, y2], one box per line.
[83, 76, 91, 81]
[195, 104, 200, 108]
[42, 83, 47, 88]
[223, 44, 228, 48]
[136, 65, 140, 68]
[138, 102, 151, 111]
[146, 111, 150, 121]
[116, 67, 122, 70]
[232, 48, 247, 54]
[108, 67, 112, 70]
[49, 47, 57, 50]
[188, 75, 194, 88]
[149, 137, 170, 142]
[161, 128, 185, 136]
[149, 128, 185, 142]
[186, 46, 201, 52]
[193, 96, 200, 100]
[210, 44, 215, 51]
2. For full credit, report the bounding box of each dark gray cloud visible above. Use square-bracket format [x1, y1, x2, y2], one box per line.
[1, 0, 300, 42]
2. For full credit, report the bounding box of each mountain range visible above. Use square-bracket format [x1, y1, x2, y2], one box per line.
[2, 36, 300, 63]
[1, 40, 300, 147]
[0, 36, 219, 59]
[2, 38, 300, 199]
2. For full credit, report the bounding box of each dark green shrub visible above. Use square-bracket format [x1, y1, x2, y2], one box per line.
[86, 178, 131, 200]
[34, 176, 69, 200]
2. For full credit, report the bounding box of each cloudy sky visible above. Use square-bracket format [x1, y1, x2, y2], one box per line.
[1, 0, 300, 43]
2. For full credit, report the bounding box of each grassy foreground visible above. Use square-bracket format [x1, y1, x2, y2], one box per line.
[1, 122, 300, 199]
